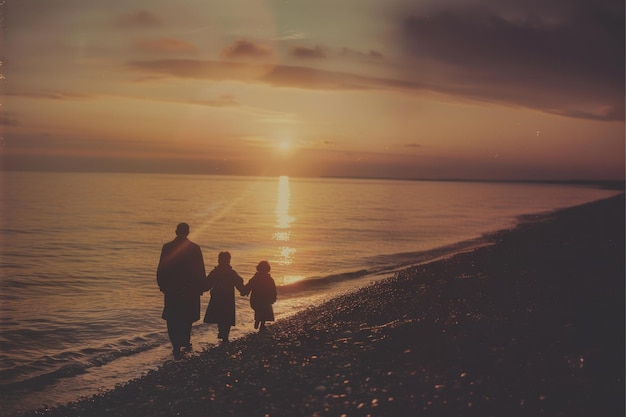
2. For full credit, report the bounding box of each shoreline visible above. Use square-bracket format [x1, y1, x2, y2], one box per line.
[13, 194, 625, 417]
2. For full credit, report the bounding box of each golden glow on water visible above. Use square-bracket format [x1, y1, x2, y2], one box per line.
[275, 176, 295, 229]
[274, 176, 296, 266]
[273, 231, 290, 242]
[278, 246, 296, 264]
[282, 275, 306, 285]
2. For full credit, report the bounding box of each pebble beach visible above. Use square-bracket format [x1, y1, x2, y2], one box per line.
[15, 193, 625, 417]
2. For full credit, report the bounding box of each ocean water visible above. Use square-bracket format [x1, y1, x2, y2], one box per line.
[0, 171, 619, 415]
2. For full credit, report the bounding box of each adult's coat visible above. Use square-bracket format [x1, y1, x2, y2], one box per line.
[157, 236, 206, 322]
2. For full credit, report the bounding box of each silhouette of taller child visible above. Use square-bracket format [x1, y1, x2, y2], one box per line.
[203, 251, 245, 342]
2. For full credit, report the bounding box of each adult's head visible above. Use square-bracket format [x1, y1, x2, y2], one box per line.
[256, 260, 271, 274]
[175, 223, 190, 237]
[218, 251, 231, 266]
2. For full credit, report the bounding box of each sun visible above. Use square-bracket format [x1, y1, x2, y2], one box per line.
[278, 141, 291, 152]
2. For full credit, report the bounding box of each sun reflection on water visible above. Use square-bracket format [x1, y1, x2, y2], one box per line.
[278, 246, 296, 264]
[273, 231, 290, 242]
[273, 176, 299, 276]
[272, 176, 305, 284]
[275, 175, 295, 230]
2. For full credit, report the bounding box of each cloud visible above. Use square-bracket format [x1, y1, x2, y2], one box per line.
[188, 96, 240, 108]
[402, 7, 623, 83]
[396, 3, 624, 121]
[289, 45, 384, 61]
[273, 32, 306, 41]
[4, 91, 95, 101]
[127, 9, 623, 124]
[127, 59, 269, 82]
[0, 113, 19, 126]
[261, 66, 400, 90]
[126, 59, 427, 92]
[5, 88, 239, 109]
[121, 93, 241, 108]
[339, 47, 384, 61]
[133, 38, 198, 54]
[114, 10, 162, 28]
[220, 40, 273, 60]
[291, 46, 326, 59]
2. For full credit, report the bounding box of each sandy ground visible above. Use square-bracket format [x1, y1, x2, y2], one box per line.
[15, 194, 625, 417]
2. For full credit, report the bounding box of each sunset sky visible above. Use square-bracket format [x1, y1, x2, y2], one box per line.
[2, 0, 624, 180]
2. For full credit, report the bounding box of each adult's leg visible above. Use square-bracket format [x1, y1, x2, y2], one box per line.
[182, 321, 193, 350]
[167, 319, 183, 353]
[218, 322, 230, 341]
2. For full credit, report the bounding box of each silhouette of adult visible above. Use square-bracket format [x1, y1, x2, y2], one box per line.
[203, 251, 245, 342]
[157, 223, 206, 358]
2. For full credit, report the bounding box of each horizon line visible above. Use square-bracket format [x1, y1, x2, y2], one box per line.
[2, 168, 624, 190]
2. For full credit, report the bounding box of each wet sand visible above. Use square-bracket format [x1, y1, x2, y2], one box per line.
[16, 194, 625, 417]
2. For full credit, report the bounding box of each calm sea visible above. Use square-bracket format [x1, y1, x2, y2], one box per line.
[0, 171, 619, 415]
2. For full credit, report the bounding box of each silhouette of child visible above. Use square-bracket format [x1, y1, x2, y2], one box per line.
[203, 251, 246, 342]
[243, 261, 277, 331]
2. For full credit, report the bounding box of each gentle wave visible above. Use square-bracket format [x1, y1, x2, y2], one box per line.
[278, 269, 372, 294]
[279, 233, 496, 292]
[0, 334, 166, 393]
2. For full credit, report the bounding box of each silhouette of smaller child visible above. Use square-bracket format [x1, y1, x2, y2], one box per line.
[243, 261, 277, 331]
